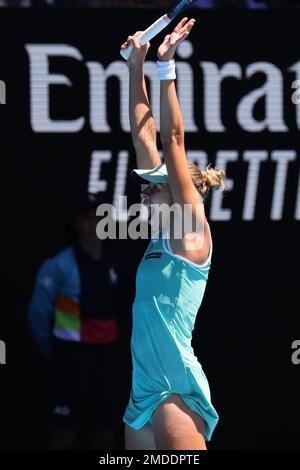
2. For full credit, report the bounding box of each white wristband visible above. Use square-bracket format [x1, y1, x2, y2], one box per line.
[156, 59, 176, 80]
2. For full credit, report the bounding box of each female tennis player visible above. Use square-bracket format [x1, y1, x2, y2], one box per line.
[121, 18, 225, 450]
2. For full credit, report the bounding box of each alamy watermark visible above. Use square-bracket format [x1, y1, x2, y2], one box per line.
[291, 340, 300, 365]
[95, 197, 206, 250]
[0, 340, 6, 365]
[0, 80, 6, 104]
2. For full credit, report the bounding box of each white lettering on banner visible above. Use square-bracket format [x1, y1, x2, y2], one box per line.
[87, 61, 129, 132]
[188, 149, 299, 221]
[88, 151, 129, 214]
[243, 151, 268, 221]
[210, 151, 239, 221]
[89, 150, 299, 221]
[200, 150, 299, 222]
[88, 151, 111, 193]
[25, 42, 300, 133]
[113, 151, 129, 221]
[201, 61, 241, 132]
[237, 62, 288, 132]
[25, 44, 84, 132]
[271, 151, 297, 220]
[24, 43, 300, 221]
[86, 59, 197, 133]
[186, 151, 208, 172]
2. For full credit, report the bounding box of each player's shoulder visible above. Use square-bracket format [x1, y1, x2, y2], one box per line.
[42, 246, 76, 272]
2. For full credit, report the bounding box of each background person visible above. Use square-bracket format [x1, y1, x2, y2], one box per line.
[28, 192, 123, 449]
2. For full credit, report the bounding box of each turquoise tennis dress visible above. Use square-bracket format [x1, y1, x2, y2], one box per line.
[123, 226, 219, 441]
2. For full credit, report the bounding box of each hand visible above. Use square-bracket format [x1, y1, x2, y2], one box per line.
[157, 17, 196, 62]
[121, 31, 150, 70]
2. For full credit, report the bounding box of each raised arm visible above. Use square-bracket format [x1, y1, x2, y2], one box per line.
[157, 19, 212, 262]
[121, 33, 161, 170]
[158, 18, 202, 211]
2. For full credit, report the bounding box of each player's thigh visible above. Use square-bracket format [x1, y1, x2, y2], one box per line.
[152, 394, 207, 450]
[125, 423, 157, 450]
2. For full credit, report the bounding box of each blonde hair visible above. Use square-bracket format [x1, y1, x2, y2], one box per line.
[188, 163, 226, 200]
